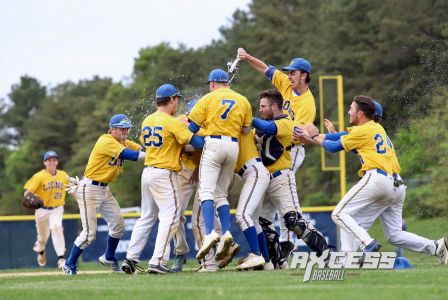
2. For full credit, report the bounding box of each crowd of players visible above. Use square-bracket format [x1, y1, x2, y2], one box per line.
[24, 48, 447, 275]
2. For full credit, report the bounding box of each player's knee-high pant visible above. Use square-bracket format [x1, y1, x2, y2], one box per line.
[338, 179, 436, 254]
[127, 167, 181, 266]
[235, 161, 269, 233]
[34, 206, 65, 256]
[198, 137, 238, 208]
[173, 165, 197, 256]
[74, 181, 124, 250]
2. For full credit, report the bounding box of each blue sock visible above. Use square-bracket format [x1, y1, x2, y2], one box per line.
[201, 200, 215, 235]
[243, 226, 260, 255]
[105, 235, 120, 261]
[217, 205, 230, 234]
[66, 244, 83, 267]
[258, 232, 270, 262]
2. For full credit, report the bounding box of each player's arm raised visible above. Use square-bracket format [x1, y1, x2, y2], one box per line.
[237, 48, 269, 74]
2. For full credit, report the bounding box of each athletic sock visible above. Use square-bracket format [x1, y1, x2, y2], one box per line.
[258, 232, 270, 262]
[243, 226, 260, 256]
[66, 244, 83, 267]
[201, 200, 215, 235]
[105, 235, 120, 261]
[217, 204, 230, 234]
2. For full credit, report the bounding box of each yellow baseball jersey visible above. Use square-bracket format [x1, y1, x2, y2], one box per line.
[24, 170, 69, 207]
[271, 70, 316, 125]
[341, 121, 394, 177]
[141, 110, 193, 172]
[235, 131, 259, 172]
[84, 134, 141, 183]
[267, 117, 294, 173]
[188, 87, 252, 139]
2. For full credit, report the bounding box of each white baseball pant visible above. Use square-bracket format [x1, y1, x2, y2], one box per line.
[277, 145, 305, 243]
[33, 206, 65, 257]
[126, 167, 181, 266]
[74, 178, 124, 249]
[339, 175, 436, 254]
[173, 164, 197, 256]
[198, 136, 239, 208]
[235, 160, 270, 234]
[192, 190, 221, 269]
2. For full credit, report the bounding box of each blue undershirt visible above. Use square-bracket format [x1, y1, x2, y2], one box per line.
[252, 118, 277, 135]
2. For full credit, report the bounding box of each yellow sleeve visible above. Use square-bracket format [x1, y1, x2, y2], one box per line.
[340, 126, 367, 152]
[23, 173, 41, 193]
[274, 119, 291, 137]
[98, 135, 126, 159]
[188, 96, 207, 126]
[294, 98, 316, 125]
[125, 140, 142, 151]
[271, 70, 290, 96]
[170, 118, 194, 145]
[243, 101, 253, 127]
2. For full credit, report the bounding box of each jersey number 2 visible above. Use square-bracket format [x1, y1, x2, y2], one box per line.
[220, 99, 235, 120]
[142, 126, 163, 147]
[374, 133, 387, 154]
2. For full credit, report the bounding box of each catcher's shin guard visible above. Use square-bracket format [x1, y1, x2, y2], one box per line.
[283, 211, 328, 256]
[259, 217, 288, 267]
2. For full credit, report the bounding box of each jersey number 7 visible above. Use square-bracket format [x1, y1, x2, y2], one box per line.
[220, 99, 235, 120]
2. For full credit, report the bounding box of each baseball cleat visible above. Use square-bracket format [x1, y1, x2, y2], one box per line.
[358, 239, 381, 266]
[62, 263, 77, 275]
[215, 231, 234, 261]
[435, 237, 448, 264]
[279, 260, 289, 269]
[196, 265, 217, 273]
[196, 230, 220, 260]
[57, 258, 66, 269]
[236, 253, 265, 270]
[148, 264, 173, 275]
[172, 254, 187, 272]
[264, 260, 275, 270]
[99, 254, 122, 273]
[121, 258, 142, 275]
[37, 251, 46, 267]
[218, 242, 240, 269]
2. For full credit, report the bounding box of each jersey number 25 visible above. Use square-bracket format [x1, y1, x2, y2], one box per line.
[142, 126, 163, 147]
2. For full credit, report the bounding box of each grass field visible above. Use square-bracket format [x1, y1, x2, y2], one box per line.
[1, 217, 447, 300]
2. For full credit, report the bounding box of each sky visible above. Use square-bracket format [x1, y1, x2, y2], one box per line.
[0, 0, 251, 101]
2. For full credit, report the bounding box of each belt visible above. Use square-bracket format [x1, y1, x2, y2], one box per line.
[270, 170, 283, 179]
[238, 158, 262, 177]
[42, 206, 58, 210]
[364, 168, 390, 177]
[210, 135, 238, 142]
[82, 177, 108, 187]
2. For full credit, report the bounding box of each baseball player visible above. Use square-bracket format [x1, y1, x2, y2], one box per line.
[121, 84, 205, 275]
[314, 99, 448, 263]
[253, 89, 329, 261]
[24, 150, 69, 268]
[187, 69, 253, 261]
[62, 114, 145, 275]
[238, 48, 316, 256]
[296, 95, 448, 264]
[234, 129, 271, 270]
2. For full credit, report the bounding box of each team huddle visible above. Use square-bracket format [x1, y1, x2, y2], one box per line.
[23, 47, 448, 275]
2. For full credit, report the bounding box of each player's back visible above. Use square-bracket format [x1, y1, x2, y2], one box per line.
[141, 110, 192, 172]
[188, 87, 252, 139]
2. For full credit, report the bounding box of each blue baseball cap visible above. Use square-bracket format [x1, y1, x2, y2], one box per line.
[373, 100, 383, 118]
[44, 150, 58, 161]
[206, 69, 229, 84]
[186, 98, 199, 115]
[109, 114, 133, 128]
[156, 84, 182, 99]
[281, 58, 312, 73]
[393, 256, 413, 269]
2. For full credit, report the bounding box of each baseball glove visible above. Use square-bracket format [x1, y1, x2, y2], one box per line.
[22, 191, 44, 210]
